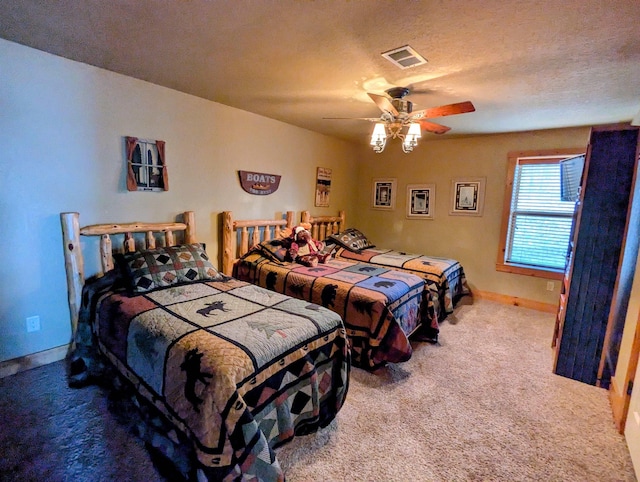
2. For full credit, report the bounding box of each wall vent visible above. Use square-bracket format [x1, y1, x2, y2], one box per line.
[381, 45, 427, 69]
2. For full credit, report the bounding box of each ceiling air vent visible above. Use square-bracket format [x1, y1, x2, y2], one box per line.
[381, 45, 427, 69]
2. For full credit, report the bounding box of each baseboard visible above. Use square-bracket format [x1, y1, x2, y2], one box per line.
[472, 290, 557, 313]
[610, 376, 629, 434]
[0, 344, 70, 379]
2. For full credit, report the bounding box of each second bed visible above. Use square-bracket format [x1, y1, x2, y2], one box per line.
[222, 211, 439, 370]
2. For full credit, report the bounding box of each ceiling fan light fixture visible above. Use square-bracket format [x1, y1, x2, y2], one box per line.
[328, 85, 473, 153]
[407, 122, 422, 138]
[370, 123, 387, 153]
[402, 123, 422, 153]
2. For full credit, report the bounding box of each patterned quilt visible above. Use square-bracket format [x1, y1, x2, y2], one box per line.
[233, 253, 438, 369]
[333, 247, 470, 320]
[73, 276, 349, 482]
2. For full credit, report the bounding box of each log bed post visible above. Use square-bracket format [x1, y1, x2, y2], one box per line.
[145, 231, 156, 250]
[61, 212, 85, 343]
[286, 211, 294, 232]
[338, 210, 345, 233]
[100, 234, 113, 272]
[222, 211, 234, 276]
[184, 211, 196, 244]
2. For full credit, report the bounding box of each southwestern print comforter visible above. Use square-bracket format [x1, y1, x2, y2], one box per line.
[73, 276, 349, 482]
[333, 247, 470, 321]
[233, 252, 438, 369]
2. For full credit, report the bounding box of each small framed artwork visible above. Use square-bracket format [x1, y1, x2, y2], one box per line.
[125, 136, 168, 192]
[450, 177, 486, 216]
[315, 167, 332, 207]
[372, 178, 397, 210]
[407, 184, 435, 219]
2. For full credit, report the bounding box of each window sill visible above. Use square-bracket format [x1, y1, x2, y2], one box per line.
[496, 262, 564, 280]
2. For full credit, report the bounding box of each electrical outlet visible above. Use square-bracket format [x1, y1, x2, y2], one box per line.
[26, 315, 40, 332]
[546, 281, 555, 291]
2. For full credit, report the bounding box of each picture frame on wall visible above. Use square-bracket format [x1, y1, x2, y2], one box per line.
[125, 137, 169, 192]
[407, 184, 435, 219]
[450, 177, 486, 216]
[315, 166, 332, 207]
[372, 178, 397, 210]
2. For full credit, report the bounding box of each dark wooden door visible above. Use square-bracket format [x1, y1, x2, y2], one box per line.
[554, 126, 639, 386]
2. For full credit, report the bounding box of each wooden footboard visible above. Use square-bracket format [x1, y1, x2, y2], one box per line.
[300, 210, 346, 240]
[60, 211, 196, 340]
[221, 211, 295, 276]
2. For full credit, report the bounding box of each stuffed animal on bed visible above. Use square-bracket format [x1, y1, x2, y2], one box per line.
[277, 223, 331, 267]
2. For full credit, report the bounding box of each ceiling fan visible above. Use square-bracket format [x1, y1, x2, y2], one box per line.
[326, 86, 475, 152]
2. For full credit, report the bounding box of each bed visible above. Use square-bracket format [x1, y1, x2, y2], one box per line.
[60, 211, 349, 482]
[300, 210, 470, 321]
[221, 211, 439, 370]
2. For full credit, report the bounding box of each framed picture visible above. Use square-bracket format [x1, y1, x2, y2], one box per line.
[407, 184, 435, 219]
[450, 177, 486, 216]
[372, 178, 397, 210]
[125, 136, 168, 192]
[315, 167, 332, 207]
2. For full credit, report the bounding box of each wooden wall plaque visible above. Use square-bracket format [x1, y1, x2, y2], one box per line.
[238, 171, 281, 195]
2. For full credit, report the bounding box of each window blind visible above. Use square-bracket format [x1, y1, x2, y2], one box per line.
[506, 162, 577, 270]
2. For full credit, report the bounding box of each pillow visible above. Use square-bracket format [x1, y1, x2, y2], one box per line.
[116, 243, 222, 294]
[319, 241, 337, 257]
[249, 240, 288, 265]
[327, 228, 375, 253]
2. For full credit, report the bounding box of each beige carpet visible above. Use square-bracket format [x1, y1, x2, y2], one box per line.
[276, 298, 636, 481]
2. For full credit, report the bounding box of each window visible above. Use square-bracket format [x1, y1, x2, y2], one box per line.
[497, 149, 585, 279]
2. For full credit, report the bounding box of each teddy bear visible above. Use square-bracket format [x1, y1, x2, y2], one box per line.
[279, 223, 331, 267]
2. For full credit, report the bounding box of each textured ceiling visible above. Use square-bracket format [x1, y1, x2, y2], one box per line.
[1, 0, 639, 144]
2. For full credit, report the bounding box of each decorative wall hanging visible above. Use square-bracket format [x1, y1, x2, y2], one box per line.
[125, 137, 168, 192]
[450, 177, 486, 216]
[407, 184, 435, 219]
[238, 170, 281, 195]
[315, 167, 332, 207]
[372, 178, 397, 210]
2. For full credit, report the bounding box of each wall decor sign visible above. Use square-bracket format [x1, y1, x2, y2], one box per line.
[450, 177, 486, 216]
[238, 171, 282, 195]
[372, 178, 397, 210]
[125, 136, 168, 192]
[315, 167, 332, 207]
[407, 184, 435, 219]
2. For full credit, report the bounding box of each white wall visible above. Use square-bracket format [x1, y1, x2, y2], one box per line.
[0, 39, 359, 362]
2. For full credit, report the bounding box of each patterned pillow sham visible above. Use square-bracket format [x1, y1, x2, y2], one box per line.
[327, 228, 375, 253]
[249, 240, 288, 265]
[116, 243, 222, 294]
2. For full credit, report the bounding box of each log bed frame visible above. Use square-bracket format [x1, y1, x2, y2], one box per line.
[220, 210, 347, 276]
[60, 211, 196, 339]
[300, 210, 346, 242]
[221, 211, 294, 276]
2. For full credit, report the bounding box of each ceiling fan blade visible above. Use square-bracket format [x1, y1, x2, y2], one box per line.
[419, 120, 451, 135]
[411, 101, 475, 120]
[323, 117, 382, 122]
[368, 93, 399, 117]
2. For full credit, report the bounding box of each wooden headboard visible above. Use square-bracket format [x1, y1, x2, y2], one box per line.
[60, 211, 196, 339]
[221, 211, 295, 276]
[300, 210, 346, 241]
